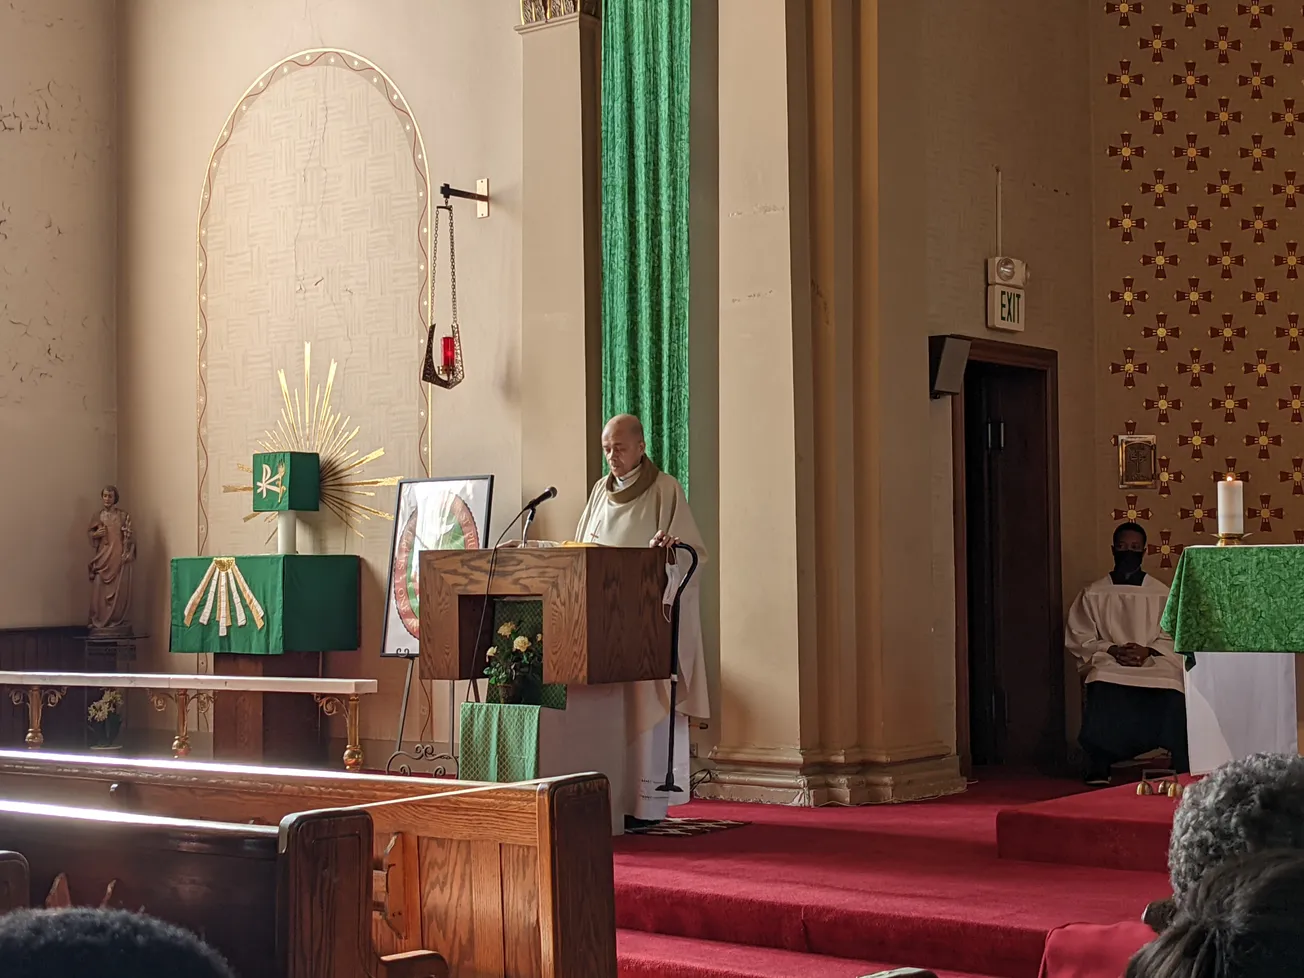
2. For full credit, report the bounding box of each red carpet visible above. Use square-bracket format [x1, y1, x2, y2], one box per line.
[614, 777, 1171, 978]
[618, 930, 991, 978]
[995, 780, 1183, 874]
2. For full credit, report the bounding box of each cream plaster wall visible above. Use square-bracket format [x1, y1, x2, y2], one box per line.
[0, 0, 117, 629]
[118, 0, 522, 749]
[877, 0, 1096, 752]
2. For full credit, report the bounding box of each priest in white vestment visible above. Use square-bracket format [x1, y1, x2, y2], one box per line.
[566, 414, 708, 826]
[1065, 522, 1188, 786]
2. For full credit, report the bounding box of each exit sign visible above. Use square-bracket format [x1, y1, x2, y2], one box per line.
[987, 284, 1025, 332]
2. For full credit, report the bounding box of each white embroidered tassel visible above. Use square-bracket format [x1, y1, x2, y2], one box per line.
[229, 571, 248, 628]
[183, 560, 220, 626]
[199, 572, 220, 626]
[231, 565, 266, 629]
[217, 571, 229, 637]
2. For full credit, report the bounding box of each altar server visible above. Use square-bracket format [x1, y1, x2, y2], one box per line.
[1065, 522, 1188, 785]
[575, 414, 709, 827]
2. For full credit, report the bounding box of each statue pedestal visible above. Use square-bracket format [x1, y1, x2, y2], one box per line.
[87, 624, 133, 640]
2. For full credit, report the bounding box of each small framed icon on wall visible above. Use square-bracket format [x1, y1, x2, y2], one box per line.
[1118, 434, 1158, 490]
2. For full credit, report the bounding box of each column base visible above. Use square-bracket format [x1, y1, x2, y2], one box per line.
[697, 747, 965, 806]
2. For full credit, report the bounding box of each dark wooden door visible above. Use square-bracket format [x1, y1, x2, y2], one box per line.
[964, 361, 1057, 768]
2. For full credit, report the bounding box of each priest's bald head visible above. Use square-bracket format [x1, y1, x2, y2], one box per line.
[602, 414, 646, 478]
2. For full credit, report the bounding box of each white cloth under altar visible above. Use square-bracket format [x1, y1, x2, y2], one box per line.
[1185, 652, 1301, 774]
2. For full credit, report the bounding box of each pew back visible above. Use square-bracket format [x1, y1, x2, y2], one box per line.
[0, 800, 376, 978]
[0, 751, 617, 978]
[0, 849, 27, 914]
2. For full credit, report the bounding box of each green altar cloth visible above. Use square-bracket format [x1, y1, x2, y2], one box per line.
[459, 703, 543, 782]
[1162, 546, 1304, 659]
[169, 554, 359, 655]
[458, 686, 567, 783]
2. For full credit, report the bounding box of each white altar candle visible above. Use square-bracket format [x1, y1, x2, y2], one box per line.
[1217, 477, 1244, 536]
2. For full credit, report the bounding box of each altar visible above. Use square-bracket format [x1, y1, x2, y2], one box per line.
[1161, 545, 1304, 774]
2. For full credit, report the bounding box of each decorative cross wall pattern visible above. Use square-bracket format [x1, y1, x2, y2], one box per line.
[1098, 2, 1304, 567]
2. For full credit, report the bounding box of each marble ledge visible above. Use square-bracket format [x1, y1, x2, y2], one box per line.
[0, 672, 378, 695]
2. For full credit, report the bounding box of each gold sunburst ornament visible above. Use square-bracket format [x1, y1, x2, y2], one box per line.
[222, 342, 400, 536]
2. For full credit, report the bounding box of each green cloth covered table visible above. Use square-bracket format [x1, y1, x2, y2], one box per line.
[459, 703, 543, 782]
[1162, 545, 1304, 661]
[169, 554, 359, 655]
[458, 690, 567, 783]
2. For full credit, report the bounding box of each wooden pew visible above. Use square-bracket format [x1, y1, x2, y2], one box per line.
[0, 751, 617, 978]
[0, 849, 27, 914]
[0, 799, 445, 978]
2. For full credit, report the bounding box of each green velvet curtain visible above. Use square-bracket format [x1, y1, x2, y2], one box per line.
[600, 0, 692, 492]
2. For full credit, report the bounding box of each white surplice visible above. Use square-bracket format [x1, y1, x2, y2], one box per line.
[1064, 575, 1184, 691]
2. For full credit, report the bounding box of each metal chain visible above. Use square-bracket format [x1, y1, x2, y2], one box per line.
[424, 195, 463, 387]
[446, 204, 459, 330]
[430, 202, 441, 319]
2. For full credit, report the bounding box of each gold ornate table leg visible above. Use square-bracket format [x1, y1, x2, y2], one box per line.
[149, 689, 204, 758]
[315, 694, 363, 772]
[9, 686, 66, 749]
[194, 690, 214, 752]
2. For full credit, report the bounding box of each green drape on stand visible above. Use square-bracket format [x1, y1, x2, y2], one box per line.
[600, 0, 692, 492]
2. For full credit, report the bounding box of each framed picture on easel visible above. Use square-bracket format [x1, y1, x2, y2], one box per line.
[380, 475, 494, 660]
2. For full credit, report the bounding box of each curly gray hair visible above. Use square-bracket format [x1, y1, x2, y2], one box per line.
[1169, 752, 1304, 901]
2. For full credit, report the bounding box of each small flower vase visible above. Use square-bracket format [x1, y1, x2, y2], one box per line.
[487, 676, 543, 706]
[89, 712, 123, 751]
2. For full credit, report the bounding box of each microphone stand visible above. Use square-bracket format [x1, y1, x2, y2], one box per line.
[520, 504, 538, 546]
[655, 542, 699, 795]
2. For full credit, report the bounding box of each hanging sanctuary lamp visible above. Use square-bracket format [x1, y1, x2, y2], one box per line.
[423, 181, 489, 389]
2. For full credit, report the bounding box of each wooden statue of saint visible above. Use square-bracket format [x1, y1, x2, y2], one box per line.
[88, 485, 135, 636]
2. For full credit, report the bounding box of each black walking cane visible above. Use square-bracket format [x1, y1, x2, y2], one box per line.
[656, 542, 700, 794]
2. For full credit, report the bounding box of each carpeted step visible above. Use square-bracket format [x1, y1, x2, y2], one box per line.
[615, 866, 1168, 978]
[615, 788, 1168, 978]
[995, 782, 1179, 873]
[618, 929, 995, 978]
[615, 802, 1169, 978]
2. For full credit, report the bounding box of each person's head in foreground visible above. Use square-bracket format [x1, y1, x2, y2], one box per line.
[0, 907, 234, 978]
[1126, 849, 1304, 978]
[601, 413, 646, 479]
[1144, 752, 1304, 932]
[1168, 752, 1304, 902]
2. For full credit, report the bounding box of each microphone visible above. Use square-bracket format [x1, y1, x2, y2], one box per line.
[524, 486, 557, 510]
[518, 487, 557, 547]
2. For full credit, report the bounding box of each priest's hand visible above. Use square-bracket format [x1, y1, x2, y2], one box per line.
[650, 531, 680, 549]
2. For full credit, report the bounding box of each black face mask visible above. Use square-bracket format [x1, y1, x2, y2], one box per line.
[1113, 549, 1144, 575]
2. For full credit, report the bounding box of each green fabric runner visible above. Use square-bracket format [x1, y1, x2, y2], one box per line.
[459, 703, 542, 783]
[458, 687, 567, 783]
[1162, 546, 1304, 664]
[600, 0, 692, 492]
[169, 554, 359, 655]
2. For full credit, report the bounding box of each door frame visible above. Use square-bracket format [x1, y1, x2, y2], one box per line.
[952, 338, 1064, 776]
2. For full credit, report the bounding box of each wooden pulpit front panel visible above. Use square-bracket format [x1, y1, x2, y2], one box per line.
[418, 548, 671, 685]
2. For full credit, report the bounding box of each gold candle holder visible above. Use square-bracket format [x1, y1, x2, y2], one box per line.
[1216, 532, 1244, 547]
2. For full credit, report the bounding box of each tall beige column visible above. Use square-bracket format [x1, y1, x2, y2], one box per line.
[517, 4, 603, 539]
[704, 0, 964, 804]
[707, 0, 815, 799]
